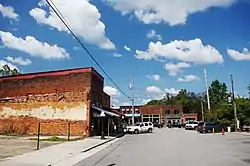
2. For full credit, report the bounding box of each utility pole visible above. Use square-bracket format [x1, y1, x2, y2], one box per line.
[130, 76, 135, 126]
[201, 101, 204, 122]
[230, 74, 238, 132]
[204, 66, 211, 111]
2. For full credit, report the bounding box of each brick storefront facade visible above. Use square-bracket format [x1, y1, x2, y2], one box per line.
[117, 104, 197, 125]
[0, 67, 110, 136]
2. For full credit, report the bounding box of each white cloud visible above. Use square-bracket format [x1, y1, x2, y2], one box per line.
[113, 53, 122, 57]
[5, 56, 32, 66]
[164, 62, 191, 76]
[121, 102, 130, 106]
[104, 86, 120, 97]
[141, 98, 151, 105]
[165, 88, 180, 96]
[124, 45, 131, 51]
[0, 60, 19, 70]
[177, 74, 200, 82]
[146, 86, 179, 99]
[227, 48, 250, 60]
[0, 4, 19, 21]
[147, 74, 160, 81]
[147, 30, 162, 41]
[146, 86, 163, 94]
[135, 38, 223, 64]
[105, 0, 234, 25]
[29, 0, 115, 50]
[0, 31, 69, 60]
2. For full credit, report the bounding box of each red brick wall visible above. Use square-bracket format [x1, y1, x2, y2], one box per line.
[120, 106, 141, 114]
[162, 105, 183, 115]
[0, 116, 87, 136]
[183, 113, 198, 121]
[102, 92, 110, 108]
[140, 105, 163, 120]
[0, 71, 93, 136]
[0, 72, 92, 98]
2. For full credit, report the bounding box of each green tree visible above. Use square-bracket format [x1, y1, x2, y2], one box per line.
[10, 68, 21, 75]
[235, 97, 250, 126]
[147, 100, 163, 105]
[0, 65, 20, 76]
[208, 80, 228, 109]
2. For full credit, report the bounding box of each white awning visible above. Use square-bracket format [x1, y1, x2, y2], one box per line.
[91, 105, 120, 117]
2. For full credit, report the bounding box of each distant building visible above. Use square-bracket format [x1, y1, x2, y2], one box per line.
[117, 104, 197, 125]
[0, 67, 121, 136]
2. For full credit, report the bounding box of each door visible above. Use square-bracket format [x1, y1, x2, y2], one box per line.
[140, 123, 146, 132]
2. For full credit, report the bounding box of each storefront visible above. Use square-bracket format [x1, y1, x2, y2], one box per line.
[91, 105, 121, 136]
[142, 114, 160, 123]
[124, 113, 141, 125]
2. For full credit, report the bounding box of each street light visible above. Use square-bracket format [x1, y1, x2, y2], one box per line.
[100, 111, 105, 139]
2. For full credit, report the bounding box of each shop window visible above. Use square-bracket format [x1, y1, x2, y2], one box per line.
[142, 117, 149, 122]
[165, 110, 170, 114]
[174, 110, 179, 114]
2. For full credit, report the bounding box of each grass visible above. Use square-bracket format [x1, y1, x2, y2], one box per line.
[29, 136, 84, 142]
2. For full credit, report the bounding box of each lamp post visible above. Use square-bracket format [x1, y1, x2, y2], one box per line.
[100, 111, 105, 139]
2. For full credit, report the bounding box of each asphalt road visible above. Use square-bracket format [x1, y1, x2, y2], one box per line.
[75, 128, 250, 166]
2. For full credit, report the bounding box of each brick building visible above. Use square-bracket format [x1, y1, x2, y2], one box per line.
[118, 104, 197, 125]
[0, 67, 120, 136]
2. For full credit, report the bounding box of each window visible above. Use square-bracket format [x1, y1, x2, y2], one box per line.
[165, 110, 170, 114]
[198, 122, 204, 126]
[135, 108, 139, 111]
[174, 110, 179, 114]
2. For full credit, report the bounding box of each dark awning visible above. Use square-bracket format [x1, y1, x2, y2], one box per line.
[91, 105, 120, 117]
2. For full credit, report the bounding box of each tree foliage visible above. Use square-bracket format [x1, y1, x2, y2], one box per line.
[146, 79, 250, 128]
[0, 65, 20, 76]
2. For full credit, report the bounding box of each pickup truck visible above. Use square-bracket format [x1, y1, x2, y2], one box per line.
[126, 122, 154, 134]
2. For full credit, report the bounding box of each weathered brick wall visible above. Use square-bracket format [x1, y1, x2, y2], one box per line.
[0, 116, 87, 136]
[140, 105, 163, 115]
[102, 92, 110, 108]
[162, 105, 183, 115]
[183, 113, 198, 121]
[0, 72, 93, 136]
[90, 71, 104, 106]
[0, 72, 92, 98]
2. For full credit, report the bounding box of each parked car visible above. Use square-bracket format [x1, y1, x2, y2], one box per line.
[172, 122, 182, 128]
[126, 122, 154, 134]
[242, 124, 250, 132]
[153, 122, 164, 128]
[185, 121, 199, 130]
[197, 122, 222, 133]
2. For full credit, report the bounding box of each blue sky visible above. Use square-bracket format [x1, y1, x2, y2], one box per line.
[0, 0, 250, 106]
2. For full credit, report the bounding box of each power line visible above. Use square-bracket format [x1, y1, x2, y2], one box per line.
[46, 0, 130, 99]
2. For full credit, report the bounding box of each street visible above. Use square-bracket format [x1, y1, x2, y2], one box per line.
[76, 128, 250, 166]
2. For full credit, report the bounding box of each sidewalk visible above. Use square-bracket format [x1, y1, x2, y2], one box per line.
[227, 131, 250, 136]
[0, 136, 118, 166]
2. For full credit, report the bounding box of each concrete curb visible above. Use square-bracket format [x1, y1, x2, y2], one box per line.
[227, 132, 250, 136]
[81, 134, 125, 153]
